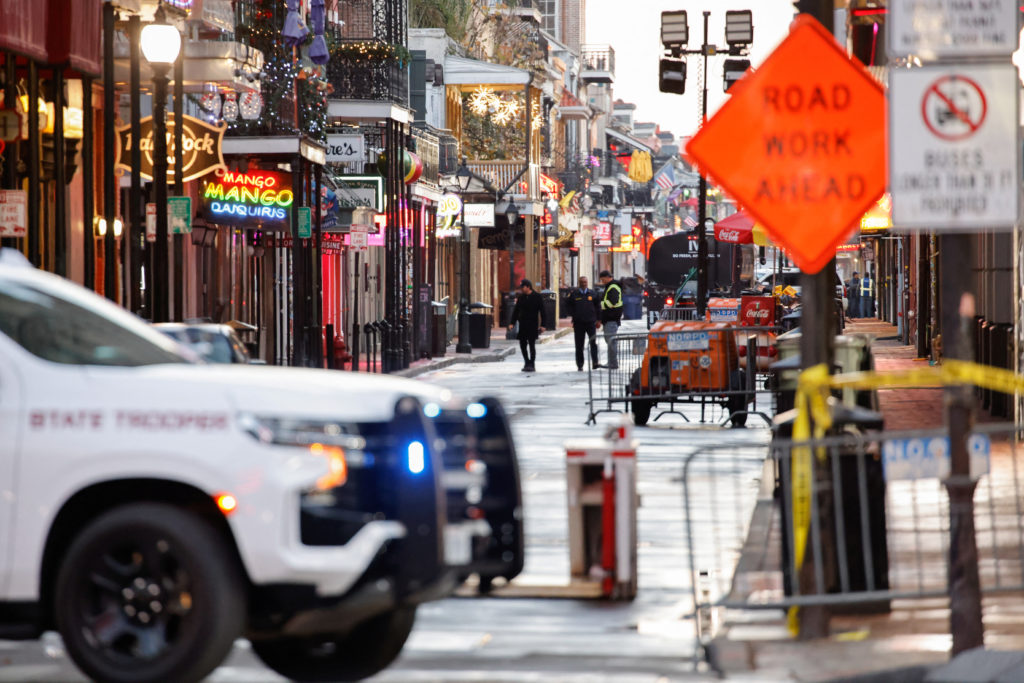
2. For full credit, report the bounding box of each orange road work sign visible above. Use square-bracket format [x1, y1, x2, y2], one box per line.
[686, 15, 886, 274]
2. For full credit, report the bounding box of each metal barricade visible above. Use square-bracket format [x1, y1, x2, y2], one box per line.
[658, 306, 700, 322]
[681, 423, 1024, 669]
[586, 325, 778, 427]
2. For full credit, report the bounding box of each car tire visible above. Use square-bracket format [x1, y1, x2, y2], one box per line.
[54, 503, 246, 683]
[251, 607, 417, 682]
[633, 400, 652, 426]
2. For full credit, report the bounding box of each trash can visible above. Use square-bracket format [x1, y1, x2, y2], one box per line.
[564, 418, 638, 600]
[431, 301, 448, 357]
[469, 302, 493, 349]
[623, 294, 642, 320]
[773, 403, 889, 614]
[500, 292, 518, 328]
[540, 289, 557, 330]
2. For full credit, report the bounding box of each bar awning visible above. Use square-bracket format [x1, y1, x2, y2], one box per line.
[47, 0, 103, 76]
[444, 55, 531, 89]
[606, 128, 654, 154]
[0, 0, 49, 63]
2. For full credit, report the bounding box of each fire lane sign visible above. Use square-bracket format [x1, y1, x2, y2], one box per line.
[685, 15, 886, 274]
[890, 63, 1019, 231]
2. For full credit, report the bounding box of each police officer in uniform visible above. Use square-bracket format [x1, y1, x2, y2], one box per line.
[860, 270, 874, 318]
[598, 270, 623, 369]
[568, 276, 600, 371]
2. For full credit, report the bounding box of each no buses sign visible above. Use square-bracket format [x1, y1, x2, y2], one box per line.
[890, 63, 1019, 230]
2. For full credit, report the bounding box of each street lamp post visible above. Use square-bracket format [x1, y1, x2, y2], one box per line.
[141, 4, 181, 323]
[505, 199, 519, 340]
[455, 162, 473, 354]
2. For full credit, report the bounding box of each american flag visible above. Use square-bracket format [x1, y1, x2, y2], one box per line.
[684, 215, 698, 228]
[653, 163, 676, 190]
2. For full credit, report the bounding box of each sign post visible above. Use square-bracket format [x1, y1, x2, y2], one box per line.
[886, 0, 1019, 656]
[0, 190, 27, 238]
[688, 11, 888, 640]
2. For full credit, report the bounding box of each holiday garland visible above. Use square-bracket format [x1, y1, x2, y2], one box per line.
[329, 40, 412, 67]
[230, 0, 327, 141]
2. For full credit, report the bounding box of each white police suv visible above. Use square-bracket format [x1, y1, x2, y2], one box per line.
[0, 249, 523, 682]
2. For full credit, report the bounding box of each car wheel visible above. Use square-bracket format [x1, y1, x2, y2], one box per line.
[633, 400, 653, 426]
[251, 607, 417, 682]
[55, 503, 245, 683]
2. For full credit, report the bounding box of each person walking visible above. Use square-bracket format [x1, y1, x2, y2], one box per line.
[847, 271, 861, 319]
[598, 270, 623, 369]
[509, 278, 544, 372]
[568, 276, 600, 371]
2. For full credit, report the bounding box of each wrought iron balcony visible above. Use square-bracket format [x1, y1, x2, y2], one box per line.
[581, 45, 615, 83]
[326, 41, 410, 107]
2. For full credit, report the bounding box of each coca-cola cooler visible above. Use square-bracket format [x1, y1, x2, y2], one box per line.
[739, 295, 777, 328]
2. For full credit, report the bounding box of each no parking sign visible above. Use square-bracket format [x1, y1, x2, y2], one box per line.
[890, 63, 1019, 230]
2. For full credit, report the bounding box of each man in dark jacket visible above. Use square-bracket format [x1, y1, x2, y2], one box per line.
[567, 276, 600, 371]
[598, 270, 623, 369]
[509, 279, 545, 372]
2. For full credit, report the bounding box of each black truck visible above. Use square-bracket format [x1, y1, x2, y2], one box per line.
[645, 232, 755, 319]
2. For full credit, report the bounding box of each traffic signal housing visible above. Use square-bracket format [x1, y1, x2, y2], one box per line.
[659, 58, 686, 94]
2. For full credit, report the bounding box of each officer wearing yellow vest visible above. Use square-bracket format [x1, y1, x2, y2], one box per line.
[860, 270, 874, 318]
[598, 270, 623, 369]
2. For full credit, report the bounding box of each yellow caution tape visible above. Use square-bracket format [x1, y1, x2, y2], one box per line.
[786, 359, 1024, 635]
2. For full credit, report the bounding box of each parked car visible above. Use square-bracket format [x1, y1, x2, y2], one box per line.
[155, 322, 255, 364]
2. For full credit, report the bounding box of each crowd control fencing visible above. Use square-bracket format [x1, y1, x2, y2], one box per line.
[681, 422, 1024, 672]
[586, 325, 779, 428]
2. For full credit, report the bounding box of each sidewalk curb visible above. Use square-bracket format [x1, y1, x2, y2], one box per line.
[395, 327, 572, 378]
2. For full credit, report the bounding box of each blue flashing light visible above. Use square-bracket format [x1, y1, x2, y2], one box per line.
[423, 402, 442, 419]
[407, 441, 426, 474]
[466, 403, 488, 419]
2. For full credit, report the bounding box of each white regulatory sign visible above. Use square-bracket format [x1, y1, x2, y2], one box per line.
[889, 64, 1019, 232]
[665, 331, 710, 352]
[888, 0, 1019, 59]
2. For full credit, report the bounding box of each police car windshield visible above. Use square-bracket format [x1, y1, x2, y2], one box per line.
[0, 279, 187, 367]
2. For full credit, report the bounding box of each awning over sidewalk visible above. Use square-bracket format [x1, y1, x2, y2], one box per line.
[606, 128, 654, 154]
[444, 55, 531, 88]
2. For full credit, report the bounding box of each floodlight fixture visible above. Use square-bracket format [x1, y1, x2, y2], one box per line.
[659, 58, 686, 95]
[725, 10, 753, 49]
[723, 59, 751, 92]
[660, 11, 689, 47]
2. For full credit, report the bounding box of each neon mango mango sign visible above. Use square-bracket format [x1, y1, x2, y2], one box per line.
[202, 169, 294, 228]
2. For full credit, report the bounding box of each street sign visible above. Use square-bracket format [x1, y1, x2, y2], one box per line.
[882, 433, 990, 481]
[685, 16, 886, 274]
[146, 203, 156, 242]
[297, 206, 312, 238]
[0, 190, 27, 237]
[0, 109, 19, 142]
[889, 0, 1018, 60]
[350, 229, 368, 252]
[168, 196, 192, 234]
[890, 64, 1019, 231]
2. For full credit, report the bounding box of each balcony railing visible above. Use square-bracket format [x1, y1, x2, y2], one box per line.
[467, 161, 541, 197]
[581, 45, 615, 81]
[326, 42, 409, 107]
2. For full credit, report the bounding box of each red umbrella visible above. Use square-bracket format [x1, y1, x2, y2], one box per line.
[680, 197, 699, 207]
[714, 211, 755, 244]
